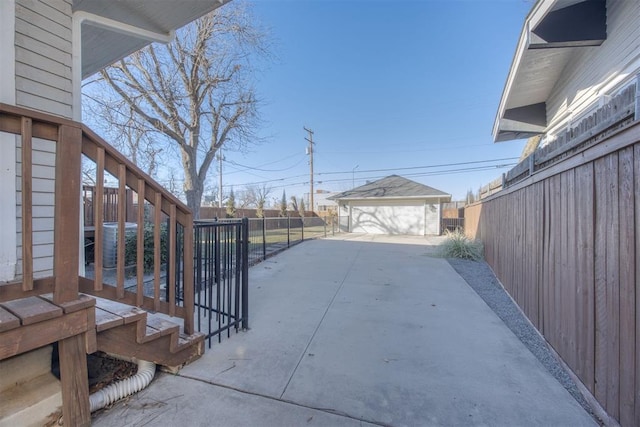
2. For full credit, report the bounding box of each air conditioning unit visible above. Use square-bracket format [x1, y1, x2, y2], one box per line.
[102, 222, 137, 268]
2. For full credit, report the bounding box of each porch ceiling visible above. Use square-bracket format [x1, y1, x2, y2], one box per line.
[493, 0, 607, 142]
[73, 0, 230, 79]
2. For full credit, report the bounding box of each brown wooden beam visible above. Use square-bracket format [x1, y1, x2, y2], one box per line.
[59, 333, 91, 426]
[54, 125, 82, 304]
[21, 117, 33, 291]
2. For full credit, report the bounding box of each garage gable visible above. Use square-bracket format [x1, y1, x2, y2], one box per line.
[329, 175, 452, 236]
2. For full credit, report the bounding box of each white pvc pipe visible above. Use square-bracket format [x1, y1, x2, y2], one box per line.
[89, 359, 156, 412]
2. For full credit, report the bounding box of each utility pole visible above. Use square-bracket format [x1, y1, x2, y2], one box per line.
[217, 151, 224, 208]
[304, 126, 314, 212]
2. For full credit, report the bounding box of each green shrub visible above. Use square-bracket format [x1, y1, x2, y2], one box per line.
[438, 229, 483, 261]
[124, 222, 168, 273]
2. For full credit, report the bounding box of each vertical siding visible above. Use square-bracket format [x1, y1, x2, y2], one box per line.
[16, 137, 56, 279]
[465, 125, 640, 426]
[546, 0, 640, 130]
[14, 0, 72, 119]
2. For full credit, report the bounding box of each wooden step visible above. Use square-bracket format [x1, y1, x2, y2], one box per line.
[92, 297, 205, 369]
[0, 295, 95, 361]
[94, 297, 146, 330]
[140, 315, 180, 344]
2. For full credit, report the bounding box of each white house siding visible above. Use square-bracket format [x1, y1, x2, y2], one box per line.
[546, 0, 640, 135]
[16, 138, 56, 279]
[15, 0, 73, 119]
[0, 1, 17, 282]
[9, 0, 72, 281]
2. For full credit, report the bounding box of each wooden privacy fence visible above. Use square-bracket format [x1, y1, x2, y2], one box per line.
[465, 120, 640, 427]
[83, 185, 135, 226]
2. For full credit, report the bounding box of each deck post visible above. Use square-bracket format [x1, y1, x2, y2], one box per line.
[54, 124, 91, 425]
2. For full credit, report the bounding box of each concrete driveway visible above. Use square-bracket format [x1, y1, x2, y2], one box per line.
[93, 235, 597, 427]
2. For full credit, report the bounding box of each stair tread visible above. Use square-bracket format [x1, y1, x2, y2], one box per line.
[40, 293, 95, 314]
[174, 331, 206, 353]
[0, 297, 62, 326]
[0, 306, 20, 333]
[94, 307, 125, 332]
[138, 316, 180, 343]
[94, 297, 145, 324]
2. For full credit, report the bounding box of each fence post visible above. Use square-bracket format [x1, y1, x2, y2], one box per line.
[241, 218, 249, 330]
[324, 219, 327, 237]
[287, 216, 291, 247]
[262, 217, 266, 261]
[301, 217, 304, 241]
[635, 72, 640, 121]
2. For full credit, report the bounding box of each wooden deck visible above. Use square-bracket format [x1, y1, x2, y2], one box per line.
[0, 104, 199, 426]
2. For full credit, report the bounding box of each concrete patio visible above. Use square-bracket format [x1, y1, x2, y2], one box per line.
[92, 235, 597, 427]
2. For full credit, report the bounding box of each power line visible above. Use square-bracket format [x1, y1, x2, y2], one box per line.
[228, 162, 516, 191]
[318, 157, 520, 177]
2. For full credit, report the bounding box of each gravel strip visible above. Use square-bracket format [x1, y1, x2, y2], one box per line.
[447, 258, 596, 420]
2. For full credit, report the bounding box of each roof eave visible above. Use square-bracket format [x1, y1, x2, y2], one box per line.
[492, 0, 607, 143]
[74, 0, 230, 79]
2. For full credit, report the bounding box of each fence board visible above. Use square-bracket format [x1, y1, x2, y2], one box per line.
[604, 153, 620, 420]
[565, 169, 578, 373]
[594, 155, 610, 408]
[575, 162, 595, 393]
[618, 146, 635, 426]
[634, 144, 640, 427]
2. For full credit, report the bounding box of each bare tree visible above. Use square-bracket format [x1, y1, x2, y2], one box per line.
[299, 197, 306, 217]
[290, 195, 299, 212]
[86, 2, 271, 218]
[279, 190, 287, 217]
[236, 188, 254, 210]
[243, 184, 271, 217]
[226, 188, 236, 218]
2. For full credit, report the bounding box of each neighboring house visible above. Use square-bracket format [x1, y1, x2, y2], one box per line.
[330, 175, 451, 236]
[311, 189, 339, 219]
[468, 1, 640, 426]
[493, 0, 637, 147]
[0, 1, 229, 425]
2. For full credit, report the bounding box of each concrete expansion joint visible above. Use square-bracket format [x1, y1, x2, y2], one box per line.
[175, 372, 391, 427]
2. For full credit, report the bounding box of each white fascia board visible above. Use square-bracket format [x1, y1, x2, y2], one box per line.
[492, 0, 557, 142]
[75, 11, 175, 44]
[72, 11, 176, 121]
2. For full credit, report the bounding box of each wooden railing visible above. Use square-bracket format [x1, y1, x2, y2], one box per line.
[80, 126, 194, 334]
[0, 103, 195, 334]
[0, 104, 82, 302]
[0, 103, 92, 425]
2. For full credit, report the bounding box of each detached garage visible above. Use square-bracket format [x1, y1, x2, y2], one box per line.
[329, 175, 452, 236]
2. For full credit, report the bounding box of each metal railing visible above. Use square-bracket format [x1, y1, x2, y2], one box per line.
[441, 218, 465, 233]
[246, 216, 328, 264]
[194, 219, 249, 348]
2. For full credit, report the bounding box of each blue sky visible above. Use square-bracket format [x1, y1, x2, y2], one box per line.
[217, 0, 533, 203]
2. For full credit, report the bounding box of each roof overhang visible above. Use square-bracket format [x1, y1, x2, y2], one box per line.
[73, 0, 230, 79]
[493, 0, 607, 142]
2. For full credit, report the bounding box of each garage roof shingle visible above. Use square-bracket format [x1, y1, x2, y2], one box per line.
[329, 175, 451, 200]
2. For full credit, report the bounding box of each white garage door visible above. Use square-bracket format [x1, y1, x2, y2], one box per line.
[351, 202, 426, 235]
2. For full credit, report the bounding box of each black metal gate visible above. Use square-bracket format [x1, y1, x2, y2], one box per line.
[193, 218, 249, 348]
